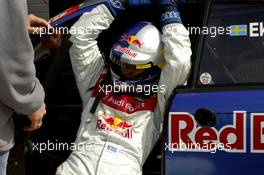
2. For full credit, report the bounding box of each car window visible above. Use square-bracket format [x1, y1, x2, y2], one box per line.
[197, 2, 264, 86]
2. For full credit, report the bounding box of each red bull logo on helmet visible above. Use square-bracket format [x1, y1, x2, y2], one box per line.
[168, 111, 264, 153]
[96, 111, 133, 139]
[121, 35, 143, 49]
[114, 45, 137, 58]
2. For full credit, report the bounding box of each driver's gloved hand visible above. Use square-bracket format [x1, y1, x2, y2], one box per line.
[105, 0, 153, 17]
[157, 0, 184, 26]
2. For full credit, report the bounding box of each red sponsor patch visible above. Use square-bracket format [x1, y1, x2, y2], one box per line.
[91, 74, 157, 114]
[96, 111, 133, 139]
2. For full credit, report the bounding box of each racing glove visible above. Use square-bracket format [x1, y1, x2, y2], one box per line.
[105, 0, 152, 17]
[157, 0, 183, 26]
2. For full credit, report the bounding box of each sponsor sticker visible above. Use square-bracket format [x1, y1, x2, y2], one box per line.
[121, 35, 143, 49]
[200, 72, 212, 85]
[96, 111, 133, 139]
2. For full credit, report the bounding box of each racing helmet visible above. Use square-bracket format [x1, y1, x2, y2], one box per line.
[109, 21, 164, 96]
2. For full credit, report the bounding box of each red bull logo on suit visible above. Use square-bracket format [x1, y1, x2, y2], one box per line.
[96, 111, 133, 139]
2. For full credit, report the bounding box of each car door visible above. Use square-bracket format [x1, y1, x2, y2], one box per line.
[164, 1, 264, 175]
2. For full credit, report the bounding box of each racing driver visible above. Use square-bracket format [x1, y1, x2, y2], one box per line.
[56, 0, 191, 174]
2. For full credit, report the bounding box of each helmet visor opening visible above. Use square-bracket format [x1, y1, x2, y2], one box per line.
[120, 63, 145, 79]
[110, 52, 154, 79]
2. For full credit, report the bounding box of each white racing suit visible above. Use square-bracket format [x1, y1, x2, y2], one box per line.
[56, 3, 191, 175]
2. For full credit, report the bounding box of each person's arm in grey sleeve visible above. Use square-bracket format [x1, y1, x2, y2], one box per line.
[0, 0, 45, 115]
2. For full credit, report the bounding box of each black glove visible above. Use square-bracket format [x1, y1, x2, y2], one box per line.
[157, 0, 183, 26]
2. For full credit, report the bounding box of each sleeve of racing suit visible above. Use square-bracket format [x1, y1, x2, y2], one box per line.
[69, 4, 115, 105]
[157, 22, 192, 122]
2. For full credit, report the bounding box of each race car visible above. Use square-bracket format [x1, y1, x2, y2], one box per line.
[164, 0, 264, 175]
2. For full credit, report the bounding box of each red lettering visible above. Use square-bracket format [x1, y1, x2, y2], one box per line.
[252, 114, 264, 152]
[96, 120, 102, 129]
[96, 119, 132, 139]
[219, 112, 245, 151]
[169, 111, 246, 152]
[170, 113, 194, 148]
[101, 123, 106, 130]
[195, 128, 217, 148]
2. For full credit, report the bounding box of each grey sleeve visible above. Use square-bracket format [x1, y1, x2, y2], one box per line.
[0, 0, 45, 115]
